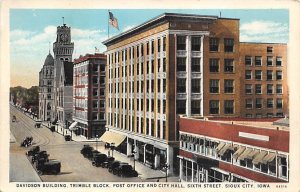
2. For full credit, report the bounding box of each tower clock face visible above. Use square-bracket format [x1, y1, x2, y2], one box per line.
[60, 34, 69, 42]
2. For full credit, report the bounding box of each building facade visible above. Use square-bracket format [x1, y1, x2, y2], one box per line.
[73, 53, 106, 138]
[178, 117, 289, 182]
[102, 13, 288, 174]
[52, 23, 74, 126]
[38, 53, 55, 121]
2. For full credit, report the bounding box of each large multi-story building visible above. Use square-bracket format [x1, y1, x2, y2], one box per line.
[73, 53, 106, 138]
[52, 23, 74, 127]
[38, 52, 55, 121]
[178, 117, 289, 182]
[102, 13, 288, 174]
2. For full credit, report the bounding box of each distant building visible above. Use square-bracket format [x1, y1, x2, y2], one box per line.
[102, 13, 288, 174]
[38, 53, 55, 121]
[178, 116, 289, 182]
[73, 53, 106, 138]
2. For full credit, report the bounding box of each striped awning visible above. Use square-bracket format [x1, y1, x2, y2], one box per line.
[233, 146, 246, 159]
[238, 148, 253, 161]
[245, 149, 260, 160]
[99, 131, 126, 147]
[218, 143, 231, 156]
[261, 152, 276, 164]
[252, 151, 268, 165]
[216, 142, 226, 152]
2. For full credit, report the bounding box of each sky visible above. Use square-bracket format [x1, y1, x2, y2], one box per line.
[10, 9, 289, 88]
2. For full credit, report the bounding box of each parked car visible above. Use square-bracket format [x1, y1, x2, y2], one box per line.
[101, 156, 115, 168]
[80, 145, 93, 157]
[108, 161, 128, 174]
[36, 159, 61, 175]
[115, 164, 138, 177]
[20, 137, 33, 147]
[35, 120, 42, 128]
[64, 135, 71, 141]
[88, 150, 100, 160]
[31, 150, 49, 164]
[26, 146, 40, 156]
[12, 115, 16, 122]
[92, 153, 107, 167]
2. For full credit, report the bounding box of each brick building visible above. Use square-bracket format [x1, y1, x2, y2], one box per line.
[73, 53, 106, 138]
[102, 13, 288, 174]
[178, 117, 289, 182]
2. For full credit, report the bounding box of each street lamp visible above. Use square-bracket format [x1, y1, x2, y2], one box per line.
[131, 150, 137, 171]
[96, 135, 99, 151]
[110, 142, 115, 158]
[162, 163, 169, 182]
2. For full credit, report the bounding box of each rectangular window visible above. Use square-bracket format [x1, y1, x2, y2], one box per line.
[191, 79, 201, 93]
[146, 42, 150, 55]
[267, 70, 273, 80]
[278, 156, 288, 178]
[267, 84, 273, 94]
[224, 59, 234, 73]
[210, 79, 219, 93]
[267, 46, 273, 53]
[163, 79, 166, 93]
[245, 84, 252, 94]
[255, 84, 262, 94]
[157, 79, 161, 93]
[177, 78, 186, 93]
[191, 36, 201, 51]
[277, 99, 283, 109]
[151, 40, 154, 54]
[209, 59, 219, 72]
[224, 38, 234, 52]
[163, 58, 166, 72]
[163, 36, 166, 52]
[255, 70, 262, 80]
[267, 56, 273, 66]
[256, 98, 262, 108]
[224, 80, 234, 93]
[191, 100, 201, 114]
[177, 36, 186, 50]
[177, 57, 186, 71]
[255, 56, 262, 66]
[157, 38, 161, 53]
[276, 84, 283, 94]
[191, 58, 201, 72]
[276, 57, 282, 66]
[276, 70, 282, 80]
[246, 99, 253, 109]
[245, 70, 252, 80]
[267, 99, 273, 108]
[209, 100, 219, 114]
[209, 38, 219, 52]
[224, 100, 234, 114]
[245, 56, 252, 65]
[177, 100, 186, 114]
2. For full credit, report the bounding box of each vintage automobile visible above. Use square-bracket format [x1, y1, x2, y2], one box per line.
[36, 159, 61, 175]
[34, 120, 42, 128]
[50, 126, 55, 132]
[12, 115, 17, 122]
[87, 150, 100, 160]
[26, 146, 40, 156]
[101, 156, 115, 168]
[64, 135, 71, 141]
[115, 164, 138, 177]
[80, 145, 93, 157]
[108, 161, 128, 174]
[92, 153, 107, 167]
[31, 150, 49, 164]
[20, 137, 33, 147]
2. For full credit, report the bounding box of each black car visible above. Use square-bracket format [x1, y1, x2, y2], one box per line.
[115, 164, 138, 177]
[80, 145, 94, 158]
[108, 161, 128, 174]
[101, 156, 115, 168]
[92, 153, 107, 167]
[20, 137, 33, 147]
[64, 135, 71, 141]
[35, 120, 42, 128]
[88, 150, 100, 160]
[26, 146, 40, 156]
[36, 159, 61, 175]
[31, 151, 49, 164]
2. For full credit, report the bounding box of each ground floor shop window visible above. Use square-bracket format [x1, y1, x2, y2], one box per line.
[208, 169, 228, 182]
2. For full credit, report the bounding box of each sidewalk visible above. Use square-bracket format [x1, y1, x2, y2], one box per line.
[41, 121, 180, 182]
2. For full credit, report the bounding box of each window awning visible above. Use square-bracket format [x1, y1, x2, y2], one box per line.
[99, 131, 126, 147]
[218, 143, 231, 156]
[216, 142, 226, 152]
[233, 146, 246, 159]
[261, 152, 276, 164]
[252, 151, 268, 165]
[69, 122, 78, 130]
[245, 149, 259, 160]
[237, 148, 253, 161]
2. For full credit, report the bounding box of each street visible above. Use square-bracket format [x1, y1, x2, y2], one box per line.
[10, 105, 142, 182]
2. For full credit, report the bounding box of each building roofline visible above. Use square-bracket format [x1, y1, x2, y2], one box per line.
[240, 42, 287, 45]
[74, 53, 106, 64]
[102, 12, 219, 46]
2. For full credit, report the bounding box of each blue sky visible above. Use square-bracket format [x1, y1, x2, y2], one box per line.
[10, 9, 289, 87]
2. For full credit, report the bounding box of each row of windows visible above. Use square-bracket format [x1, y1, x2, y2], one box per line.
[209, 79, 234, 94]
[245, 113, 284, 118]
[177, 36, 202, 51]
[245, 98, 283, 109]
[245, 70, 282, 80]
[209, 100, 234, 115]
[245, 84, 283, 94]
[177, 100, 201, 114]
[92, 100, 105, 108]
[245, 56, 283, 66]
[177, 78, 201, 93]
[209, 58, 235, 73]
[209, 38, 234, 52]
[177, 57, 201, 72]
[180, 134, 288, 180]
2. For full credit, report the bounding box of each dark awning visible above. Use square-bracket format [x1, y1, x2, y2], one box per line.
[192, 154, 219, 167]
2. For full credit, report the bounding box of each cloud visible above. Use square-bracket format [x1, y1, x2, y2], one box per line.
[240, 20, 288, 43]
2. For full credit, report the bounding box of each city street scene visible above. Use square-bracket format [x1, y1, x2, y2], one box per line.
[9, 8, 289, 184]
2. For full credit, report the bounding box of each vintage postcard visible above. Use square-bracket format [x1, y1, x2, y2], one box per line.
[1, 0, 300, 192]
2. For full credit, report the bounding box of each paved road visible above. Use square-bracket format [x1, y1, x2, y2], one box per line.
[10, 106, 142, 182]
